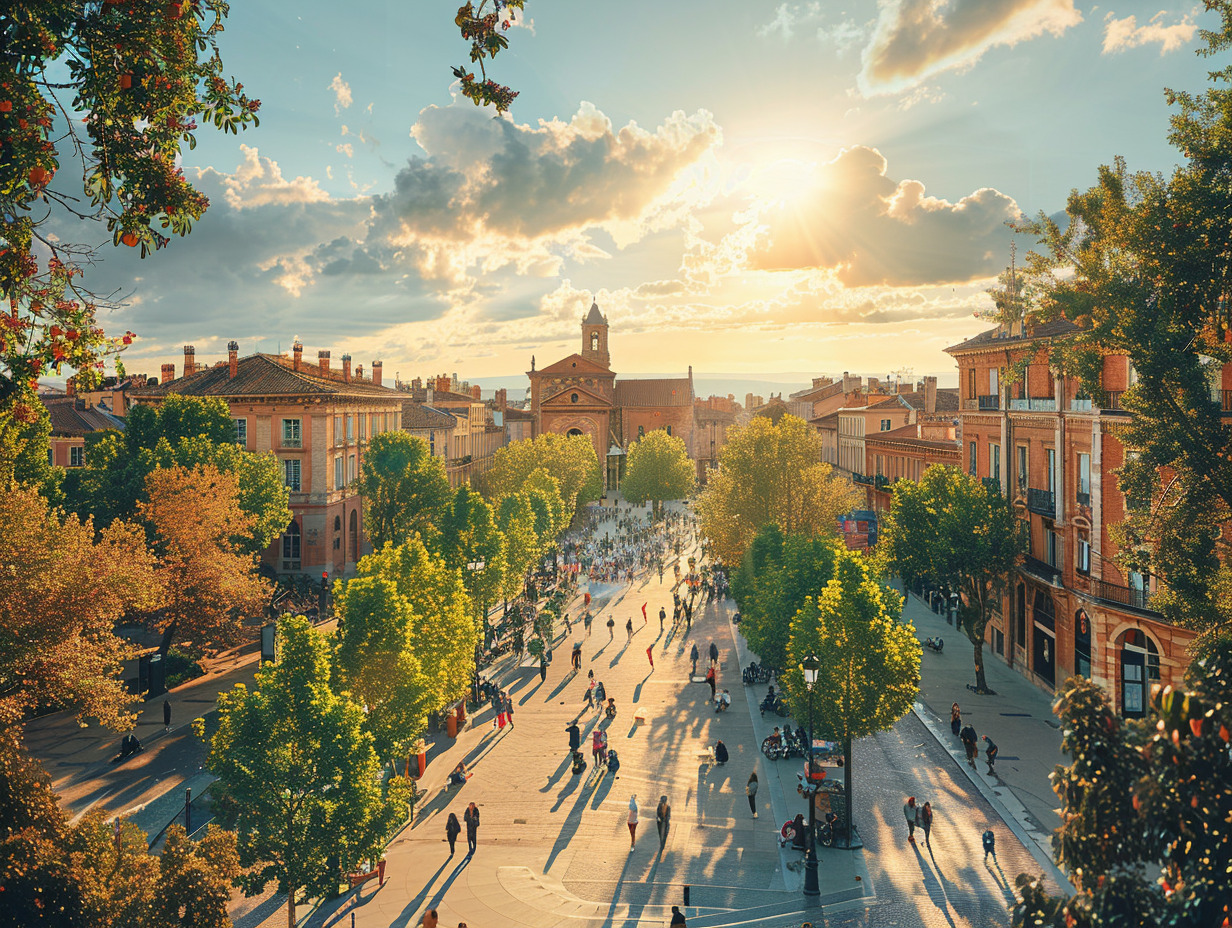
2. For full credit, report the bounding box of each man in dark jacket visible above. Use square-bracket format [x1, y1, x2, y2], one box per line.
[982, 734, 999, 774]
[690, 643, 699, 675]
[960, 723, 978, 768]
[566, 721, 581, 754]
[708, 641, 719, 668]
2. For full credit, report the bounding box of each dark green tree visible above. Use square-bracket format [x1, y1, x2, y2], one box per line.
[882, 464, 1024, 693]
[781, 547, 920, 845]
[201, 615, 396, 928]
[353, 431, 450, 550]
[496, 491, 540, 597]
[437, 486, 507, 640]
[483, 433, 602, 522]
[620, 429, 695, 517]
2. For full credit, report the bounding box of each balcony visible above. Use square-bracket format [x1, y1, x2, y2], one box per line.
[1022, 554, 1062, 586]
[1070, 397, 1093, 412]
[1027, 487, 1056, 515]
[1086, 576, 1158, 615]
[1223, 390, 1232, 412]
[281, 437, 303, 449]
[978, 395, 1000, 411]
[1009, 397, 1058, 412]
[1100, 391, 1125, 411]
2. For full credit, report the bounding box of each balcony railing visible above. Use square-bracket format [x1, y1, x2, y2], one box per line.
[1027, 487, 1056, 515]
[978, 395, 1000, 410]
[1009, 397, 1058, 412]
[281, 436, 303, 449]
[1101, 391, 1124, 410]
[1076, 490, 1091, 507]
[1087, 576, 1157, 614]
[1070, 397, 1093, 412]
[1022, 554, 1062, 586]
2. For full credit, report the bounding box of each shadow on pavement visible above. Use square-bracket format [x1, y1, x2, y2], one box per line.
[386, 855, 456, 928]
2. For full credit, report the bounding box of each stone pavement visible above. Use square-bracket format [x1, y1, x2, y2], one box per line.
[900, 587, 1074, 893]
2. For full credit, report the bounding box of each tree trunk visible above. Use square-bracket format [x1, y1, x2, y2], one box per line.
[972, 636, 989, 693]
[843, 737, 854, 846]
[287, 893, 295, 928]
[157, 618, 178, 657]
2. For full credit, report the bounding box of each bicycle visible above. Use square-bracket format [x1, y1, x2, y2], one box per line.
[815, 811, 839, 848]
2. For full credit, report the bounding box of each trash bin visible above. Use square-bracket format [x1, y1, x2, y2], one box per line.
[447, 713, 458, 738]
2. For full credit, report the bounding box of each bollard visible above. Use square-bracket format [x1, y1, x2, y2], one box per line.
[185, 787, 192, 834]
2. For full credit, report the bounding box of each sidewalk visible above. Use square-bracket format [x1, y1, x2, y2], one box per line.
[900, 584, 1074, 892]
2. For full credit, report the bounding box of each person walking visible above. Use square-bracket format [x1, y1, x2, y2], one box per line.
[982, 828, 997, 862]
[982, 734, 999, 774]
[960, 722, 978, 769]
[684, 600, 693, 630]
[464, 802, 480, 854]
[950, 702, 962, 737]
[670, 905, 687, 926]
[504, 692, 515, 729]
[445, 812, 461, 857]
[658, 606, 666, 632]
[163, 699, 172, 731]
[746, 773, 759, 818]
[607, 616, 615, 641]
[646, 644, 655, 670]
[539, 653, 548, 683]
[903, 796, 918, 843]
[919, 801, 933, 848]
[625, 617, 634, 642]
[656, 795, 672, 851]
[690, 643, 699, 676]
[572, 641, 583, 672]
[420, 909, 438, 928]
[713, 740, 729, 765]
[705, 665, 717, 703]
[593, 727, 607, 766]
[566, 721, 581, 756]
[627, 794, 639, 847]
[708, 641, 719, 669]
[584, 611, 593, 637]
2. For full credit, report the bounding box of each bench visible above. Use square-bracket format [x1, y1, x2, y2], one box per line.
[347, 859, 386, 889]
[696, 748, 716, 764]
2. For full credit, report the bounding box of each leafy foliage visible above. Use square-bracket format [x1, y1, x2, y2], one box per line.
[201, 616, 396, 927]
[731, 525, 838, 671]
[452, 0, 526, 112]
[696, 413, 861, 567]
[354, 431, 451, 551]
[620, 429, 695, 516]
[496, 491, 539, 599]
[881, 464, 1023, 692]
[436, 486, 507, 618]
[1, 0, 259, 401]
[1013, 656, 1232, 928]
[0, 484, 162, 731]
[483, 433, 603, 523]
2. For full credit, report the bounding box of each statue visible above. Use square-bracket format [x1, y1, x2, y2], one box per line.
[531, 354, 536, 372]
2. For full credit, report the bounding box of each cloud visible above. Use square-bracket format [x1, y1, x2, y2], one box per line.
[330, 73, 352, 114]
[861, 0, 1082, 94]
[216, 145, 332, 210]
[1103, 10, 1197, 55]
[759, 2, 867, 52]
[749, 145, 1022, 286]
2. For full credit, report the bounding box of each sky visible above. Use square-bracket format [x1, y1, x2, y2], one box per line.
[58, 0, 1218, 389]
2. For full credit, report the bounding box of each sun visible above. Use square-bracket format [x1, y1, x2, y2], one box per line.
[750, 158, 823, 204]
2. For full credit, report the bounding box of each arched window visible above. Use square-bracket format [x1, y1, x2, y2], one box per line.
[566, 428, 584, 438]
[590, 333, 599, 351]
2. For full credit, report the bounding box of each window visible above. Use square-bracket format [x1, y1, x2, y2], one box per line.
[875, 454, 883, 476]
[348, 454, 356, 484]
[638, 425, 645, 438]
[69, 446, 84, 467]
[283, 458, 301, 491]
[666, 425, 672, 436]
[1046, 448, 1057, 494]
[334, 415, 343, 446]
[335, 456, 344, 490]
[967, 368, 976, 399]
[346, 415, 354, 442]
[282, 418, 302, 448]
[233, 417, 247, 447]
[590, 333, 599, 351]
[1017, 445, 1028, 490]
[990, 443, 1000, 481]
[570, 393, 579, 404]
[394, 412, 400, 430]
[282, 521, 301, 564]
[46, 448, 54, 467]
[1046, 529, 1061, 569]
[1077, 452, 1091, 505]
[360, 414, 367, 440]
[1077, 538, 1091, 574]
[880, 419, 891, 431]
[969, 441, 977, 476]
[429, 430, 435, 455]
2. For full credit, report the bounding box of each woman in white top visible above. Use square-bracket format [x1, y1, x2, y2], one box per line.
[628, 794, 639, 847]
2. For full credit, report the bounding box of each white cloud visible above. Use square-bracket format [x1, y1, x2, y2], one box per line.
[1102, 10, 1197, 55]
[758, 2, 867, 52]
[330, 73, 352, 115]
[216, 145, 332, 210]
[861, 0, 1082, 95]
[336, 143, 354, 158]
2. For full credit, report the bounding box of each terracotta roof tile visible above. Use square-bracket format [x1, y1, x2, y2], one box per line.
[615, 378, 692, 407]
[401, 403, 457, 429]
[42, 397, 126, 436]
[945, 318, 1079, 354]
[131, 354, 402, 401]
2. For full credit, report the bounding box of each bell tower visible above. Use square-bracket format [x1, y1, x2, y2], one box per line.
[581, 300, 610, 369]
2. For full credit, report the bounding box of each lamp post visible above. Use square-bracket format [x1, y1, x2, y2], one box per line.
[801, 654, 820, 898]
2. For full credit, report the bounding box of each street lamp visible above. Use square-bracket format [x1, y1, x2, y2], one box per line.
[801, 654, 820, 898]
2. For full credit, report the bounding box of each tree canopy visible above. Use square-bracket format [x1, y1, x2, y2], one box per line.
[881, 464, 1023, 693]
[496, 491, 540, 599]
[202, 616, 396, 928]
[354, 431, 451, 551]
[620, 429, 695, 516]
[436, 486, 507, 619]
[696, 413, 860, 566]
[483, 433, 602, 522]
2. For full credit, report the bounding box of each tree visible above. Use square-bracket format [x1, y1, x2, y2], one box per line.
[496, 492, 539, 599]
[0, 484, 162, 731]
[483, 433, 602, 522]
[523, 467, 566, 536]
[0, 1, 259, 406]
[354, 538, 477, 713]
[139, 464, 269, 655]
[0, 388, 61, 501]
[731, 525, 838, 672]
[353, 431, 450, 550]
[696, 413, 861, 567]
[451, 0, 527, 112]
[1010, 4, 1232, 649]
[1012, 649, 1232, 928]
[63, 395, 291, 551]
[333, 576, 433, 760]
[781, 547, 920, 845]
[437, 486, 507, 639]
[621, 429, 695, 517]
[201, 616, 396, 928]
[881, 464, 1024, 693]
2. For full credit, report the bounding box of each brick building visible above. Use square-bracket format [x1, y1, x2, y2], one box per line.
[946, 319, 1200, 716]
[40, 392, 127, 468]
[861, 420, 960, 512]
[694, 395, 741, 483]
[131, 342, 403, 578]
[528, 302, 695, 488]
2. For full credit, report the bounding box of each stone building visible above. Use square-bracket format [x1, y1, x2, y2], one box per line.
[528, 302, 694, 488]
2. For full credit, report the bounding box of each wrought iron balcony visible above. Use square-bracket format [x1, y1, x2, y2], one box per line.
[982, 476, 1003, 494]
[1100, 391, 1124, 411]
[1022, 554, 1062, 586]
[978, 395, 1000, 411]
[1087, 576, 1157, 614]
[1027, 487, 1056, 515]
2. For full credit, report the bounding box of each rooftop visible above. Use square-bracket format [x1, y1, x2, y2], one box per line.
[865, 422, 960, 452]
[132, 353, 401, 401]
[615, 377, 692, 408]
[43, 397, 127, 436]
[945, 318, 1080, 354]
[401, 403, 457, 430]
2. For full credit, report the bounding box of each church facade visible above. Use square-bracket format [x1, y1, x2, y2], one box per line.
[528, 302, 694, 488]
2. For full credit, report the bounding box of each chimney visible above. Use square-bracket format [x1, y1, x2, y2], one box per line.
[496, 388, 507, 412]
[292, 342, 303, 372]
[924, 375, 937, 415]
[183, 345, 195, 376]
[66, 379, 76, 397]
[471, 384, 481, 401]
[161, 363, 175, 383]
[318, 350, 330, 376]
[228, 340, 239, 379]
[436, 375, 451, 395]
[356, 364, 363, 381]
[372, 361, 383, 387]
[342, 354, 352, 383]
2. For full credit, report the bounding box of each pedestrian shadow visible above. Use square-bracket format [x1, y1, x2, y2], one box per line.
[428, 854, 472, 908]
[589, 769, 616, 808]
[985, 857, 1017, 905]
[518, 678, 545, 706]
[387, 856, 455, 928]
[609, 644, 630, 668]
[550, 767, 584, 812]
[545, 760, 605, 870]
[540, 754, 572, 793]
[912, 844, 959, 928]
[592, 641, 611, 660]
[545, 673, 576, 702]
